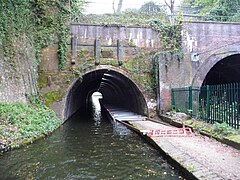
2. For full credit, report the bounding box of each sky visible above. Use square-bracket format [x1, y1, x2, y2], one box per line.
[85, 0, 182, 14]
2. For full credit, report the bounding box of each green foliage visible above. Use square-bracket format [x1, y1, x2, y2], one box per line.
[186, 164, 195, 173]
[43, 90, 63, 107]
[182, 0, 240, 21]
[150, 18, 182, 52]
[123, 53, 154, 96]
[57, 12, 68, 70]
[225, 134, 240, 143]
[0, 0, 85, 70]
[213, 122, 235, 137]
[0, 101, 60, 148]
[79, 8, 168, 26]
[26, 93, 45, 107]
[150, 17, 183, 72]
[183, 119, 239, 138]
[140, 1, 164, 13]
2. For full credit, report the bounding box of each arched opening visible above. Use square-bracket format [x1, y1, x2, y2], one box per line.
[194, 54, 240, 128]
[202, 54, 240, 86]
[64, 69, 148, 120]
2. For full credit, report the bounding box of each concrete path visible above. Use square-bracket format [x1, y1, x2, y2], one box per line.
[102, 104, 240, 179]
[128, 120, 240, 180]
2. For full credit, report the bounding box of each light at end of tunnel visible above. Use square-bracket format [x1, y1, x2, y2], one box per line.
[91, 92, 103, 112]
[92, 92, 103, 99]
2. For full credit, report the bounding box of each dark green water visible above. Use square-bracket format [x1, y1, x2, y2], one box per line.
[0, 98, 182, 179]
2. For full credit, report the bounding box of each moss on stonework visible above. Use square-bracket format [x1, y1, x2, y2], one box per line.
[132, 73, 154, 94]
[43, 90, 63, 107]
[70, 67, 81, 76]
[99, 58, 118, 66]
[183, 120, 193, 125]
[123, 59, 136, 72]
[122, 53, 154, 97]
[101, 49, 114, 58]
[225, 134, 240, 143]
[77, 49, 90, 59]
[38, 72, 48, 89]
[123, 53, 150, 73]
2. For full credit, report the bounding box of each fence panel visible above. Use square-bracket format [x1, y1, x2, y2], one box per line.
[171, 87, 190, 114]
[171, 83, 240, 129]
[191, 87, 201, 117]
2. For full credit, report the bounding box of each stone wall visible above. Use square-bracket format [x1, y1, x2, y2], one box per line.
[0, 42, 38, 103]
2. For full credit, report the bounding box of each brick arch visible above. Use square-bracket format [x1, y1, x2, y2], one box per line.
[192, 44, 240, 87]
[64, 65, 149, 120]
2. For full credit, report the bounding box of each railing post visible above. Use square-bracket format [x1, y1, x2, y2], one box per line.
[171, 89, 175, 111]
[233, 83, 236, 128]
[206, 85, 210, 122]
[189, 86, 193, 115]
[94, 39, 101, 65]
[237, 83, 239, 129]
[71, 35, 77, 64]
[117, 39, 123, 66]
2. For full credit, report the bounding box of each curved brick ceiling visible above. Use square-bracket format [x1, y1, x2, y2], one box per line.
[203, 54, 240, 86]
[64, 69, 148, 120]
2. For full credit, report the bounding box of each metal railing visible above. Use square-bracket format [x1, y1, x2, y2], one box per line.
[171, 83, 240, 129]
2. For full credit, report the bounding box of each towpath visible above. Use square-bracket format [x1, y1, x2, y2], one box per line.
[104, 105, 240, 180]
[128, 120, 240, 180]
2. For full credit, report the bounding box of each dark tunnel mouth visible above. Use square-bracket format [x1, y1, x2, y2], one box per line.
[202, 54, 240, 86]
[64, 68, 148, 120]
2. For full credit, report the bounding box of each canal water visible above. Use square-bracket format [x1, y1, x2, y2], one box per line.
[0, 95, 182, 179]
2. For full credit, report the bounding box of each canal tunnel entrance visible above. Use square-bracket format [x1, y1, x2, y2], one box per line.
[64, 69, 148, 120]
[202, 54, 240, 86]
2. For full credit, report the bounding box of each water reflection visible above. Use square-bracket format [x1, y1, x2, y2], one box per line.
[91, 92, 102, 126]
[0, 94, 182, 179]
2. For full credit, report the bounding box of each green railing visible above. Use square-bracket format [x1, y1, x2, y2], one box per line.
[171, 83, 240, 129]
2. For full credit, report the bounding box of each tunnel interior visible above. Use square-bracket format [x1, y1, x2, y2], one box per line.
[202, 54, 240, 86]
[64, 69, 148, 120]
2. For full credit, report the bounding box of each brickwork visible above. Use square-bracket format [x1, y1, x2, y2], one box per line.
[158, 21, 240, 113]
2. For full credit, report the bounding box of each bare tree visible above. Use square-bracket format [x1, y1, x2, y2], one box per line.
[164, 0, 175, 24]
[112, 0, 123, 13]
[112, 0, 116, 13]
[117, 0, 123, 13]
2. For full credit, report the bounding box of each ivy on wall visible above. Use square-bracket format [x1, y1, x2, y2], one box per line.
[150, 18, 183, 53]
[150, 16, 184, 71]
[0, 0, 85, 71]
[57, 10, 68, 70]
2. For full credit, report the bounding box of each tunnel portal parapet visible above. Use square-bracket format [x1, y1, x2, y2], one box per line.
[39, 24, 160, 121]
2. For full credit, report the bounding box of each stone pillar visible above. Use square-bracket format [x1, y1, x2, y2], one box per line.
[117, 39, 123, 66]
[94, 39, 101, 65]
[71, 35, 77, 64]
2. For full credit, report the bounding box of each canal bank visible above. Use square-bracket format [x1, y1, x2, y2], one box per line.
[0, 102, 61, 154]
[102, 104, 240, 180]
